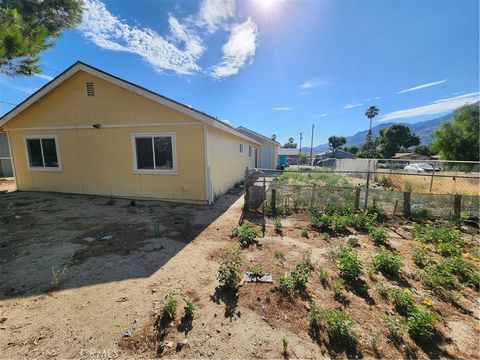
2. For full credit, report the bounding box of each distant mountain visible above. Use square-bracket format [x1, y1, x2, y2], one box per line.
[301, 113, 452, 153]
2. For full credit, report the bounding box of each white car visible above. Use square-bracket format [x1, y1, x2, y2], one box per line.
[404, 163, 435, 173]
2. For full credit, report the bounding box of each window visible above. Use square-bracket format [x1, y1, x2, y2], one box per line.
[131, 133, 176, 173]
[239, 143, 244, 154]
[248, 145, 252, 158]
[24, 135, 61, 171]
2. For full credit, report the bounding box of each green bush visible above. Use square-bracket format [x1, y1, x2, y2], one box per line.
[183, 298, 195, 319]
[217, 247, 243, 290]
[387, 287, 415, 316]
[369, 226, 389, 246]
[248, 265, 264, 279]
[301, 227, 309, 238]
[412, 247, 434, 268]
[274, 218, 283, 234]
[318, 308, 356, 343]
[382, 316, 407, 340]
[159, 293, 177, 325]
[352, 210, 378, 230]
[420, 262, 460, 302]
[232, 224, 260, 247]
[332, 278, 346, 298]
[372, 248, 403, 276]
[406, 306, 437, 339]
[335, 246, 363, 281]
[291, 250, 315, 291]
[412, 223, 462, 257]
[317, 267, 329, 286]
[441, 256, 480, 289]
[278, 275, 295, 295]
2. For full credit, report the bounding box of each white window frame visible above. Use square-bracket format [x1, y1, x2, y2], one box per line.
[239, 143, 244, 154]
[248, 145, 252, 158]
[130, 132, 177, 175]
[23, 134, 62, 172]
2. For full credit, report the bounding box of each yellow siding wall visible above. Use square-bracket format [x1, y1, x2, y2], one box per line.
[208, 126, 256, 197]
[6, 71, 207, 202]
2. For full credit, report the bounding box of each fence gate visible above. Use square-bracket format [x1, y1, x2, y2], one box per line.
[244, 167, 266, 212]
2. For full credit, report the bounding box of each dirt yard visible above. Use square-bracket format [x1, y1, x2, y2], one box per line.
[0, 191, 479, 359]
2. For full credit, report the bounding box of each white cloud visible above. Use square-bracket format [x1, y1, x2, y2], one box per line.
[34, 73, 54, 81]
[397, 79, 447, 94]
[314, 113, 328, 118]
[168, 15, 205, 58]
[195, 0, 236, 33]
[374, 96, 381, 100]
[380, 92, 479, 122]
[343, 103, 363, 109]
[211, 18, 258, 78]
[79, 0, 201, 75]
[273, 107, 292, 111]
[299, 79, 328, 90]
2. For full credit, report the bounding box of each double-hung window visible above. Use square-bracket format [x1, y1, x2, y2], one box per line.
[248, 145, 252, 158]
[239, 143, 244, 154]
[24, 135, 61, 171]
[131, 133, 177, 174]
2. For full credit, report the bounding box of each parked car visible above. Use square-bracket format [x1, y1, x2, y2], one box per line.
[315, 158, 336, 167]
[404, 163, 438, 173]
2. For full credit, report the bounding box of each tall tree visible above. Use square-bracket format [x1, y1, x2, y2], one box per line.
[283, 137, 297, 148]
[377, 124, 420, 158]
[344, 145, 359, 155]
[328, 135, 346, 157]
[271, 134, 277, 141]
[0, 0, 82, 76]
[365, 106, 379, 136]
[430, 103, 479, 161]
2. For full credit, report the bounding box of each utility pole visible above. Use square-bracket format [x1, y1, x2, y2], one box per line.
[299, 132, 303, 153]
[310, 124, 315, 166]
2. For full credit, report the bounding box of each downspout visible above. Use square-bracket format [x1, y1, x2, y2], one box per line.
[203, 124, 213, 205]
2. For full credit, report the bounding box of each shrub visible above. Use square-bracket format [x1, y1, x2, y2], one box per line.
[159, 293, 177, 325]
[278, 275, 295, 295]
[318, 267, 329, 286]
[318, 308, 356, 343]
[335, 246, 363, 281]
[369, 227, 389, 246]
[308, 301, 322, 328]
[301, 227, 309, 238]
[442, 256, 480, 289]
[412, 223, 462, 257]
[412, 247, 434, 268]
[232, 224, 260, 247]
[183, 298, 195, 319]
[420, 262, 460, 302]
[248, 265, 264, 279]
[406, 306, 437, 339]
[274, 218, 283, 235]
[352, 210, 378, 230]
[217, 247, 243, 290]
[332, 278, 346, 298]
[372, 248, 403, 276]
[291, 250, 315, 291]
[382, 316, 407, 340]
[105, 196, 116, 205]
[387, 288, 415, 316]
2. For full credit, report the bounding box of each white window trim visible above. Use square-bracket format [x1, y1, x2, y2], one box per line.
[130, 132, 178, 175]
[239, 143, 244, 155]
[23, 134, 62, 172]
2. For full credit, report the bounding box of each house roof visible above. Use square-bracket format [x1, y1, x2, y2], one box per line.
[316, 149, 355, 157]
[278, 148, 299, 156]
[235, 126, 280, 145]
[0, 61, 260, 145]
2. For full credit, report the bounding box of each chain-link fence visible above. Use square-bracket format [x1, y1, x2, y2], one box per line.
[244, 158, 480, 219]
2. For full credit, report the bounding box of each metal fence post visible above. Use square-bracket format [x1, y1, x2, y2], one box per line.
[403, 191, 411, 217]
[364, 160, 371, 209]
[454, 194, 462, 216]
[271, 187, 277, 216]
[429, 163, 436, 192]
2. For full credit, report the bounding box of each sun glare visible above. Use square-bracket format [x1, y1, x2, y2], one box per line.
[259, 0, 279, 10]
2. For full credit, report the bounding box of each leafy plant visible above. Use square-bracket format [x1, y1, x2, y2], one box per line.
[232, 224, 260, 247]
[335, 245, 363, 281]
[412, 223, 462, 257]
[372, 248, 403, 276]
[217, 246, 243, 290]
[105, 196, 116, 205]
[274, 218, 283, 235]
[412, 247, 434, 268]
[387, 287, 415, 316]
[332, 278, 346, 298]
[419, 262, 460, 302]
[406, 306, 437, 339]
[278, 275, 295, 295]
[441, 256, 480, 289]
[301, 227, 309, 238]
[248, 265, 264, 279]
[282, 338, 289, 355]
[369, 226, 389, 246]
[318, 267, 329, 287]
[183, 298, 195, 319]
[291, 250, 315, 291]
[159, 293, 177, 325]
[308, 301, 322, 329]
[382, 316, 407, 341]
[318, 308, 356, 344]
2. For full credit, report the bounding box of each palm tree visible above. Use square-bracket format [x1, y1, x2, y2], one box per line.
[365, 106, 379, 136]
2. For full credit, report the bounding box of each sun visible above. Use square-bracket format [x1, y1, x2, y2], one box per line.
[259, 0, 279, 10]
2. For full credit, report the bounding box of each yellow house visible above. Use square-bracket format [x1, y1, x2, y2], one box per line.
[0, 61, 267, 204]
[236, 126, 279, 169]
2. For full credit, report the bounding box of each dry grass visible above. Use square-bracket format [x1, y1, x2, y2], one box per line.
[387, 173, 479, 195]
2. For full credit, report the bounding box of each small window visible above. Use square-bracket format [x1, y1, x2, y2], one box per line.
[248, 145, 252, 158]
[239, 143, 244, 154]
[24, 136, 61, 171]
[131, 133, 176, 173]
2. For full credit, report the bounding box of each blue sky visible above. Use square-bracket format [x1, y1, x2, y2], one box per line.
[1, 0, 479, 146]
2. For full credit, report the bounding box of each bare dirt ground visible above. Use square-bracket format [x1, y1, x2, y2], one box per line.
[1, 190, 479, 359]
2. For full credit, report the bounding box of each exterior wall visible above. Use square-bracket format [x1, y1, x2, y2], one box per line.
[6, 71, 207, 203]
[208, 126, 256, 197]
